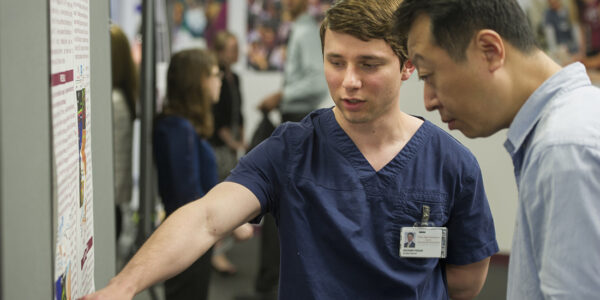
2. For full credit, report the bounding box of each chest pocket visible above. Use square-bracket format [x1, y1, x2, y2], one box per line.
[397, 190, 449, 227]
[384, 190, 449, 265]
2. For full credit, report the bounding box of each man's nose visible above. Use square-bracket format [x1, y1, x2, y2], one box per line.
[342, 66, 361, 90]
[423, 83, 440, 111]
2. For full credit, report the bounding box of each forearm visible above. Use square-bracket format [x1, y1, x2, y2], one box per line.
[82, 183, 261, 299]
[107, 201, 221, 295]
[446, 258, 490, 300]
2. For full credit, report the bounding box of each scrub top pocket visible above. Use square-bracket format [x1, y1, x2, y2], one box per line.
[385, 190, 449, 266]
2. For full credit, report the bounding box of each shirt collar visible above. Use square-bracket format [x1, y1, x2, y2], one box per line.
[504, 62, 591, 155]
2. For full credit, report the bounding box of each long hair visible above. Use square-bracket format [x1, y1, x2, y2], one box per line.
[110, 24, 138, 120]
[164, 48, 217, 138]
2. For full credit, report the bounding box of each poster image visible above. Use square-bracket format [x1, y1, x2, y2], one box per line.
[246, 0, 334, 71]
[55, 265, 72, 300]
[77, 88, 86, 208]
[171, 0, 228, 52]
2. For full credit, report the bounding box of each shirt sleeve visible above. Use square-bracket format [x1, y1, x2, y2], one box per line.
[528, 144, 600, 299]
[445, 156, 499, 265]
[153, 118, 203, 214]
[225, 124, 291, 222]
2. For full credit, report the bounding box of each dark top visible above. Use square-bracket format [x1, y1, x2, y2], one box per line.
[154, 115, 218, 215]
[210, 68, 243, 147]
[227, 108, 499, 299]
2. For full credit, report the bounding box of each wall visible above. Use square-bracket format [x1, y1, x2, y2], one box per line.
[0, 0, 115, 298]
[91, 0, 117, 288]
[0, 0, 53, 298]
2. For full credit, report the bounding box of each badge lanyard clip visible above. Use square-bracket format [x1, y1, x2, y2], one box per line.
[414, 205, 433, 227]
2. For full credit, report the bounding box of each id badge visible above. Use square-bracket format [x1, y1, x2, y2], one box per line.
[399, 226, 447, 258]
[399, 205, 447, 258]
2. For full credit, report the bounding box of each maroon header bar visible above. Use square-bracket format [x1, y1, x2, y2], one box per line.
[51, 70, 74, 87]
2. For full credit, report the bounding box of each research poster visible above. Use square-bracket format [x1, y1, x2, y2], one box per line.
[50, 0, 94, 298]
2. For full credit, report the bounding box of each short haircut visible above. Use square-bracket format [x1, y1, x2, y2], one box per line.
[393, 0, 538, 61]
[212, 30, 236, 54]
[164, 48, 217, 138]
[320, 0, 406, 65]
[407, 232, 414, 237]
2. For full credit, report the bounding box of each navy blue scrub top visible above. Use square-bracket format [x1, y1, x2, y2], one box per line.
[228, 108, 498, 299]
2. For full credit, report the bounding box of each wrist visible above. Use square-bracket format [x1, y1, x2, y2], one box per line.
[107, 275, 137, 298]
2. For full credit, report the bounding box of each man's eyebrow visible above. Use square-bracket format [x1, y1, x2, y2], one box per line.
[325, 53, 343, 59]
[357, 55, 385, 61]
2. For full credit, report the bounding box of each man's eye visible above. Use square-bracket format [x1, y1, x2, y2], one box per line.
[418, 74, 430, 81]
[330, 61, 344, 67]
[361, 63, 378, 69]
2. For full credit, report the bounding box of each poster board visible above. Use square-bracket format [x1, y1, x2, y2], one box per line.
[50, 0, 95, 298]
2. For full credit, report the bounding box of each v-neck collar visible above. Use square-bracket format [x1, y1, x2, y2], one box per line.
[321, 108, 433, 184]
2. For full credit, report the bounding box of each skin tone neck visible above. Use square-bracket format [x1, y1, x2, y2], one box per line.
[501, 46, 562, 126]
[333, 106, 419, 152]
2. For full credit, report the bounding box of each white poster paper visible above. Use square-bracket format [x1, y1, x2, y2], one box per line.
[50, 0, 94, 298]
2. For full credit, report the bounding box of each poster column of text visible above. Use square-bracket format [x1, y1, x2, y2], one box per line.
[50, 0, 94, 298]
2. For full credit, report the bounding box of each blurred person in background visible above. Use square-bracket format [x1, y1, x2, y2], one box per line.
[543, 0, 581, 64]
[153, 48, 252, 300]
[209, 30, 254, 276]
[110, 24, 138, 251]
[575, 0, 600, 68]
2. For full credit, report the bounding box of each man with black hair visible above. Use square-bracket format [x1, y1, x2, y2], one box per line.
[394, 1, 600, 299]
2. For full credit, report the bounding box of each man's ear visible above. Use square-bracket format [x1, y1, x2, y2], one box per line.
[401, 60, 416, 81]
[474, 29, 505, 72]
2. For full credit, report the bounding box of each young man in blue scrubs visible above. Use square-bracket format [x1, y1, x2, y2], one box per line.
[82, 1, 498, 299]
[395, 0, 600, 299]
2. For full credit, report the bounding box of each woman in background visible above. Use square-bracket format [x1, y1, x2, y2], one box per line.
[153, 48, 222, 300]
[210, 30, 252, 276]
[110, 24, 137, 243]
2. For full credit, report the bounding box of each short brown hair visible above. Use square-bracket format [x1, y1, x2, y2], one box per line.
[164, 48, 217, 138]
[320, 0, 406, 65]
[212, 30, 236, 54]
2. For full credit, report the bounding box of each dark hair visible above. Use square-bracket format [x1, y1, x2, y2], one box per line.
[393, 0, 538, 61]
[164, 48, 217, 138]
[213, 30, 236, 54]
[320, 0, 406, 65]
[110, 24, 138, 120]
[407, 232, 414, 237]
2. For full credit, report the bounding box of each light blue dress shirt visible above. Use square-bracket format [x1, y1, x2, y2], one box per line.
[280, 13, 329, 114]
[505, 63, 600, 299]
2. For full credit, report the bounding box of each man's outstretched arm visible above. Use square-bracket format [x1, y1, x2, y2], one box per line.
[80, 182, 262, 300]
